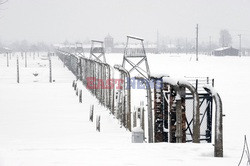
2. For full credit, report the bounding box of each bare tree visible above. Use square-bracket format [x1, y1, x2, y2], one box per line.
[219, 29, 232, 47]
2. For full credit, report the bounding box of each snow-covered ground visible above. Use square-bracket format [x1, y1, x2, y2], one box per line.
[0, 52, 250, 165]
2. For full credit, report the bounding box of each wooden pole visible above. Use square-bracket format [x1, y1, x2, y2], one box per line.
[17, 56, 20, 83]
[186, 38, 188, 55]
[49, 53, 52, 83]
[7, 52, 9, 67]
[25, 52, 27, 67]
[239, 34, 242, 57]
[209, 36, 212, 56]
[196, 24, 199, 61]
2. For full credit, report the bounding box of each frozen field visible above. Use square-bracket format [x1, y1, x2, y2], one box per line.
[0, 52, 250, 165]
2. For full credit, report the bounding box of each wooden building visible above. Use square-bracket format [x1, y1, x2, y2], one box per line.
[213, 47, 239, 56]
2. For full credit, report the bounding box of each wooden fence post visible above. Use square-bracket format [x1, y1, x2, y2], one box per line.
[25, 52, 27, 67]
[17, 56, 20, 83]
[133, 111, 137, 128]
[90, 105, 94, 122]
[49, 53, 52, 83]
[96, 115, 101, 132]
[76, 88, 78, 96]
[79, 90, 82, 103]
[7, 52, 9, 67]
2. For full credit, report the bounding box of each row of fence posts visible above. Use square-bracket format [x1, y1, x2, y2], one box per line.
[57, 51, 112, 109]
[58, 51, 113, 108]
[57, 50, 134, 132]
[89, 105, 101, 132]
[56, 50, 223, 158]
[72, 80, 101, 132]
[3, 52, 51, 83]
[57, 50, 151, 140]
[5, 52, 40, 68]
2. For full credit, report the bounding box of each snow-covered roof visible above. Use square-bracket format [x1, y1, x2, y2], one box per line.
[214, 47, 236, 51]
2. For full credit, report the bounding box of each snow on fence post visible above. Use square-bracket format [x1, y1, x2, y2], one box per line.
[146, 80, 153, 143]
[114, 64, 131, 132]
[96, 115, 101, 132]
[162, 76, 179, 143]
[203, 85, 223, 157]
[89, 105, 94, 122]
[17, 55, 20, 83]
[178, 80, 200, 143]
[175, 89, 183, 143]
[79, 90, 82, 103]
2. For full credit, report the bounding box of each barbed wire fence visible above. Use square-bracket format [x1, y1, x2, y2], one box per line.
[56, 49, 132, 131]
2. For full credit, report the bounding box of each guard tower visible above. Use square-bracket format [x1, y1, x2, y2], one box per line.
[89, 40, 106, 63]
[122, 36, 150, 79]
[75, 42, 85, 57]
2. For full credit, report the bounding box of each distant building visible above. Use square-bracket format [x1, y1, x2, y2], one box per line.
[0, 47, 11, 54]
[213, 47, 239, 56]
[104, 34, 114, 53]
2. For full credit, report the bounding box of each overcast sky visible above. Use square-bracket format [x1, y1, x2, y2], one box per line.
[0, 0, 250, 46]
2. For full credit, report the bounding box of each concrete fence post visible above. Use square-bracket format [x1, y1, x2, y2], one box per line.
[96, 115, 101, 132]
[90, 105, 94, 122]
[178, 80, 200, 143]
[203, 85, 223, 157]
[79, 90, 82, 103]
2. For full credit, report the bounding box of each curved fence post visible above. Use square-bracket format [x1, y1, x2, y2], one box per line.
[178, 80, 200, 143]
[162, 76, 184, 143]
[114, 65, 131, 132]
[135, 76, 153, 143]
[203, 85, 223, 157]
[145, 79, 153, 143]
